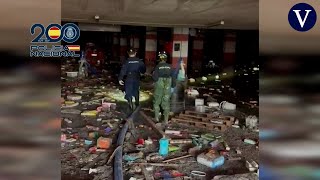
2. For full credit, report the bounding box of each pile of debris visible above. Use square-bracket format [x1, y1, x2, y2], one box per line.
[122, 107, 259, 180]
[61, 74, 128, 179]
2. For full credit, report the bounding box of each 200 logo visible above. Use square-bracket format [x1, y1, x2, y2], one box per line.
[30, 23, 80, 43]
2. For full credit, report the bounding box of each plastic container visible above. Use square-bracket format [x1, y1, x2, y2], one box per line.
[85, 140, 93, 145]
[97, 137, 111, 149]
[195, 98, 204, 106]
[124, 152, 144, 162]
[159, 137, 169, 156]
[197, 153, 225, 169]
[244, 138, 256, 145]
[220, 101, 236, 110]
[195, 105, 206, 113]
[208, 102, 219, 107]
[66, 71, 78, 78]
[246, 115, 258, 129]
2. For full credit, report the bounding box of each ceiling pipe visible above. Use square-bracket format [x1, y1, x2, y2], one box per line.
[206, 20, 225, 28]
[62, 18, 209, 28]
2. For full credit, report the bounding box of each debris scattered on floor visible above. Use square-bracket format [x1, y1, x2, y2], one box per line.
[61, 62, 258, 180]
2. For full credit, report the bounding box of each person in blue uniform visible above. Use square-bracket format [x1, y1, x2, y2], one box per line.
[118, 48, 146, 111]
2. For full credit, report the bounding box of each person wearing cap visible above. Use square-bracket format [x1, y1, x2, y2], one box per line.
[152, 51, 176, 124]
[118, 48, 146, 111]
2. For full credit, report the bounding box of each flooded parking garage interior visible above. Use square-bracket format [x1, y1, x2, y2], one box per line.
[60, 0, 259, 179]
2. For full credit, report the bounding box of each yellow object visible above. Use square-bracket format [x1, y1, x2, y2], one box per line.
[169, 146, 180, 152]
[81, 110, 98, 116]
[65, 101, 75, 105]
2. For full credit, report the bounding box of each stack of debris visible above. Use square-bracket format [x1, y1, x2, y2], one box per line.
[122, 108, 259, 180]
[171, 110, 235, 132]
[61, 74, 128, 179]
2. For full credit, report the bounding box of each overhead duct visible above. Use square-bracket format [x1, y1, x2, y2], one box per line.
[78, 23, 121, 32]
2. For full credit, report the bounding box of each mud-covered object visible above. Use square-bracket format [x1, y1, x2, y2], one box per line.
[92, 166, 113, 180]
[212, 173, 258, 180]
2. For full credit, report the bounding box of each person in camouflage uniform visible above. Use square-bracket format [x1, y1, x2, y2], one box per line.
[152, 52, 176, 124]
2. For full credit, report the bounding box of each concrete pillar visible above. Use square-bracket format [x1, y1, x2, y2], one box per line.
[134, 36, 140, 49]
[223, 32, 236, 74]
[130, 37, 133, 47]
[112, 33, 119, 59]
[129, 35, 140, 49]
[119, 34, 127, 62]
[130, 35, 139, 47]
[145, 27, 157, 73]
[172, 27, 189, 68]
[191, 33, 204, 71]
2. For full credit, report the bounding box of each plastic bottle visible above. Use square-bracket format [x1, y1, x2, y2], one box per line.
[159, 136, 169, 156]
[197, 154, 225, 169]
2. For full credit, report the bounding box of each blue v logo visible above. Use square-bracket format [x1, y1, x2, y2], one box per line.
[288, 3, 317, 32]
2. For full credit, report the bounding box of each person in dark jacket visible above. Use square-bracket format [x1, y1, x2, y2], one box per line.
[152, 51, 176, 124]
[118, 48, 146, 111]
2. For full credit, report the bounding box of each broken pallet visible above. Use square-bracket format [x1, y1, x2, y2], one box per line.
[171, 117, 227, 131]
[182, 111, 235, 126]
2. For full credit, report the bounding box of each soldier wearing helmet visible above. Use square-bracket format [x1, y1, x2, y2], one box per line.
[152, 51, 176, 124]
[118, 48, 146, 111]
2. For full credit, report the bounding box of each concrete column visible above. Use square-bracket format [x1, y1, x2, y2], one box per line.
[130, 37, 133, 47]
[172, 27, 189, 68]
[191, 33, 204, 71]
[134, 36, 140, 49]
[145, 27, 157, 73]
[129, 35, 140, 49]
[119, 34, 127, 62]
[223, 32, 236, 74]
[130, 35, 140, 50]
[112, 33, 119, 59]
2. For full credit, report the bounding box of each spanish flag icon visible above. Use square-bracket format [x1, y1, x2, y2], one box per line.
[48, 26, 61, 39]
[67, 45, 80, 51]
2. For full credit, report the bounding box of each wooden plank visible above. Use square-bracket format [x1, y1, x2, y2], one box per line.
[175, 116, 227, 126]
[132, 163, 179, 167]
[171, 118, 227, 131]
[140, 111, 165, 138]
[178, 114, 229, 125]
[184, 110, 215, 117]
[162, 154, 192, 163]
[218, 115, 235, 122]
[182, 112, 235, 125]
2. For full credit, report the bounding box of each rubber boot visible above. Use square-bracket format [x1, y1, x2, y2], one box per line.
[163, 113, 169, 125]
[154, 109, 160, 123]
[128, 99, 134, 112]
[134, 95, 140, 109]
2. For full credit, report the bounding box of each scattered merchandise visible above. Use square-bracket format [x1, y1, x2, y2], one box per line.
[246, 115, 258, 129]
[220, 101, 236, 110]
[61, 64, 258, 180]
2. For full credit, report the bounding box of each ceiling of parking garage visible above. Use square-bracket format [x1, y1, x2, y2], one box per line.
[62, 0, 258, 30]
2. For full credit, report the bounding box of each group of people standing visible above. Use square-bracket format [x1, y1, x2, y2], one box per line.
[118, 48, 184, 124]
